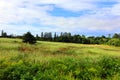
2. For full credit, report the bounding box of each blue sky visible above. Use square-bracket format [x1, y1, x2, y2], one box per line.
[0, 0, 120, 36]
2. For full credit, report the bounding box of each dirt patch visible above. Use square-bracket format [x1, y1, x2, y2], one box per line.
[18, 46, 38, 52]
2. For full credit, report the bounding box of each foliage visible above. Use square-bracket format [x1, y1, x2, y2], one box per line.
[107, 38, 120, 46]
[112, 33, 120, 38]
[22, 32, 36, 44]
[1, 57, 120, 80]
[1, 30, 7, 37]
[1, 38, 120, 79]
[1, 30, 120, 46]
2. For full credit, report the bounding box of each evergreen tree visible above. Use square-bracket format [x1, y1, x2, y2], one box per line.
[22, 32, 36, 44]
[1, 30, 4, 37]
[112, 33, 120, 38]
[1, 30, 7, 37]
[2, 32, 7, 37]
[54, 32, 57, 41]
[41, 32, 44, 40]
[36, 34, 40, 40]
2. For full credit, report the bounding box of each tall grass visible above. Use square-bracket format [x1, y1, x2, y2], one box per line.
[1, 38, 120, 80]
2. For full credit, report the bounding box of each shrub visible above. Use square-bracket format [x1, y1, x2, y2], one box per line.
[22, 32, 36, 44]
[107, 38, 120, 46]
[1, 57, 120, 80]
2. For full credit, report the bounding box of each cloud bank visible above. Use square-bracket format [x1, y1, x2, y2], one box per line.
[0, 0, 120, 35]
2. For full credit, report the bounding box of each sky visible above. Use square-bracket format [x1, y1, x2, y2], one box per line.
[0, 0, 120, 36]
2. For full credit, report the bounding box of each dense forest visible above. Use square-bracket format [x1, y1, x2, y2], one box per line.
[0, 30, 120, 46]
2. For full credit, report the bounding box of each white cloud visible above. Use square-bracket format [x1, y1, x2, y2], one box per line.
[111, 3, 120, 15]
[0, 0, 120, 35]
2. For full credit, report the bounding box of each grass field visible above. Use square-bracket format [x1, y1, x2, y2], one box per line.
[1, 38, 120, 80]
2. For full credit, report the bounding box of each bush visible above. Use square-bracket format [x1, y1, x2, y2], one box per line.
[1, 57, 120, 80]
[22, 32, 36, 44]
[107, 39, 120, 46]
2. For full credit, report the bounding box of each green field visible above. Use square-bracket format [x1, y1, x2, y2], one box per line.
[1, 38, 120, 80]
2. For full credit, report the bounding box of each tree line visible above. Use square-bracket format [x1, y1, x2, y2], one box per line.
[0, 30, 120, 46]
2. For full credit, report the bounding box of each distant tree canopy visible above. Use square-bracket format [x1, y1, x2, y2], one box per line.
[22, 32, 36, 44]
[107, 38, 120, 46]
[36, 32, 120, 46]
[1, 30, 120, 46]
[1, 30, 7, 37]
[112, 33, 120, 38]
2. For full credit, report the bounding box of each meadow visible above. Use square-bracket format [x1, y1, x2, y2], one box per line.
[1, 38, 120, 80]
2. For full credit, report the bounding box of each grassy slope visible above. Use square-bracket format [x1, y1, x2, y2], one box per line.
[0, 38, 120, 61]
[1, 38, 120, 80]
